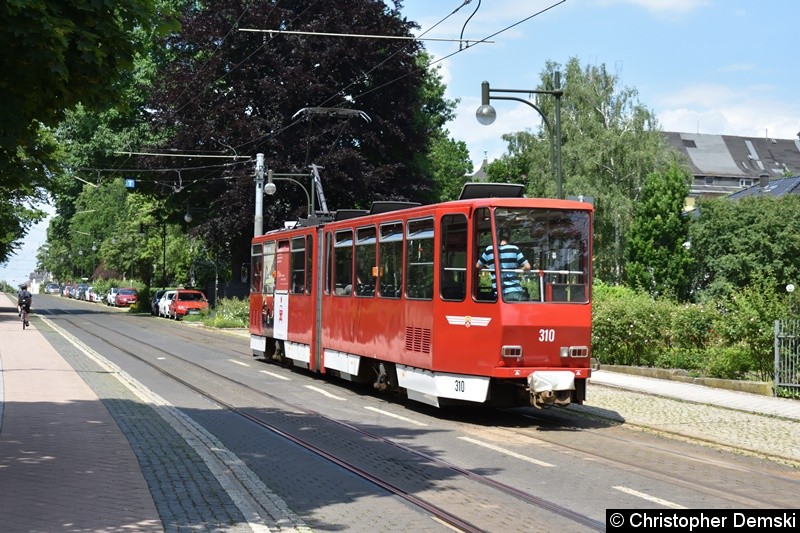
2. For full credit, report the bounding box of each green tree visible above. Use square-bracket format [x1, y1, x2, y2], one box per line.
[688, 194, 800, 300]
[487, 57, 673, 283]
[0, 0, 176, 265]
[134, 0, 453, 278]
[625, 160, 692, 300]
[428, 131, 472, 202]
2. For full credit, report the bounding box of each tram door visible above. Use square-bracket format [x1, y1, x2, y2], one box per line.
[273, 239, 291, 340]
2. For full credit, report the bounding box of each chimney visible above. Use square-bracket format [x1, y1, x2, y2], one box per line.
[759, 173, 770, 188]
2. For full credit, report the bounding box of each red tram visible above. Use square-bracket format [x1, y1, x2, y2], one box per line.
[248, 183, 593, 408]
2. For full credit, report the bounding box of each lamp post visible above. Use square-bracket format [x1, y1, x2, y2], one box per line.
[475, 72, 564, 199]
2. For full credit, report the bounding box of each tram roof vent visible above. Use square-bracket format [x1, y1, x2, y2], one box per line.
[459, 182, 525, 200]
[369, 201, 422, 215]
[334, 209, 370, 221]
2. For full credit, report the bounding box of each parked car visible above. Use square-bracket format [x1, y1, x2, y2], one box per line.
[106, 287, 119, 306]
[86, 287, 103, 303]
[168, 289, 209, 319]
[75, 283, 89, 300]
[150, 289, 167, 315]
[158, 290, 177, 317]
[44, 283, 60, 294]
[115, 288, 138, 307]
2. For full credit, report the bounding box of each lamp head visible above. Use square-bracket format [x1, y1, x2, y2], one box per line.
[184, 212, 192, 223]
[475, 104, 497, 126]
[264, 182, 277, 195]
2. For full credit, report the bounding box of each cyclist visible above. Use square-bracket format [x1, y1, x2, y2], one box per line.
[18, 283, 32, 327]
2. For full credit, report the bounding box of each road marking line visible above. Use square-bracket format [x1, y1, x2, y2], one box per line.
[228, 359, 250, 367]
[613, 486, 687, 508]
[364, 406, 428, 426]
[458, 436, 555, 467]
[259, 370, 291, 381]
[305, 385, 346, 400]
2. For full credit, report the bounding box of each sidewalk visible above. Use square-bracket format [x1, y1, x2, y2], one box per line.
[0, 293, 162, 532]
[589, 369, 800, 421]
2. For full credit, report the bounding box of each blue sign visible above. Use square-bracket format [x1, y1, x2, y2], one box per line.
[125, 178, 135, 188]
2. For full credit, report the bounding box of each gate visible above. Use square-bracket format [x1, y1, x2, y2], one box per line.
[774, 319, 800, 396]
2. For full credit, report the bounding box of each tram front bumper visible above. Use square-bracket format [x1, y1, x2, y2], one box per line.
[528, 370, 575, 408]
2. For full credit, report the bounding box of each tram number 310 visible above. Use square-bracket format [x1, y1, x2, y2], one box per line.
[539, 329, 556, 342]
[455, 379, 466, 393]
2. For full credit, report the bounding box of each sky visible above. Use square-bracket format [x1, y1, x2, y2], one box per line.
[3, 0, 799, 285]
[400, 0, 800, 167]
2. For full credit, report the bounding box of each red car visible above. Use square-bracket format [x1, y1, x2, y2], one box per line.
[115, 288, 138, 307]
[168, 289, 209, 319]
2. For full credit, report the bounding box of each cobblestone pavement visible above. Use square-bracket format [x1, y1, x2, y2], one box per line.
[571, 379, 800, 467]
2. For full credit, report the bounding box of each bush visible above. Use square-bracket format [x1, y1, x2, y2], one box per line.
[704, 345, 752, 380]
[654, 348, 705, 375]
[592, 283, 670, 366]
[202, 296, 248, 328]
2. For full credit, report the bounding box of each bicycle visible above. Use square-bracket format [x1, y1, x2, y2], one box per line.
[21, 305, 29, 330]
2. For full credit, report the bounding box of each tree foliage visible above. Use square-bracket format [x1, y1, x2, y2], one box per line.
[688, 193, 800, 300]
[0, 0, 176, 265]
[130, 0, 451, 273]
[625, 160, 692, 300]
[486, 57, 673, 283]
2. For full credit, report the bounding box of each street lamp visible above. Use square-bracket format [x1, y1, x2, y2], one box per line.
[476, 72, 564, 199]
[264, 169, 314, 215]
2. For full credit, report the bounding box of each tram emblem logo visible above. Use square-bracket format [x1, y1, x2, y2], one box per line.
[446, 315, 491, 328]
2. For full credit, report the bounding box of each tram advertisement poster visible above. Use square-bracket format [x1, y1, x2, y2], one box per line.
[274, 291, 288, 340]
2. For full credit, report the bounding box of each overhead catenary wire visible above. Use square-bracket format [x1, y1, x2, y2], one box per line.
[123, 1, 566, 177]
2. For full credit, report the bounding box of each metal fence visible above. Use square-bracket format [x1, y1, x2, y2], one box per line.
[774, 319, 800, 396]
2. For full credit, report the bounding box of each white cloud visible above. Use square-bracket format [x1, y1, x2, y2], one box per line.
[656, 83, 800, 139]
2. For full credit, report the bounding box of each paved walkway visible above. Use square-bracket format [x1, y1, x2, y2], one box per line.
[0, 293, 162, 532]
[589, 369, 800, 421]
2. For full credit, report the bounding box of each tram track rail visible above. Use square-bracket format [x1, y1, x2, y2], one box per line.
[40, 300, 800, 520]
[39, 305, 604, 532]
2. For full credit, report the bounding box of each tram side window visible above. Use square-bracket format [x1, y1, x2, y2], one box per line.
[406, 218, 434, 300]
[305, 234, 313, 295]
[290, 236, 306, 294]
[472, 207, 497, 302]
[355, 226, 376, 297]
[334, 230, 354, 296]
[263, 241, 276, 295]
[378, 222, 403, 299]
[250, 243, 263, 294]
[324, 232, 332, 295]
[440, 214, 467, 301]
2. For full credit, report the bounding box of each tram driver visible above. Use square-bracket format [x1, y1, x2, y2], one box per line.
[476, 228, 531, 301]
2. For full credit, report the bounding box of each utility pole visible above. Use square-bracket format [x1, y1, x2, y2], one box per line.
[254, 153, 264, 237]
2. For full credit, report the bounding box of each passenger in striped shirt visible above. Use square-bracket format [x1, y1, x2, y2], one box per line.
[476, 229, 531, 301]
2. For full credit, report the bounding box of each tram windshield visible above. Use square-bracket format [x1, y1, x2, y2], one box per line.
[474, 207, 591, 303]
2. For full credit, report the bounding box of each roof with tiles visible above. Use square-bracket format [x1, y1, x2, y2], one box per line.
[664, 132, 800, 179]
